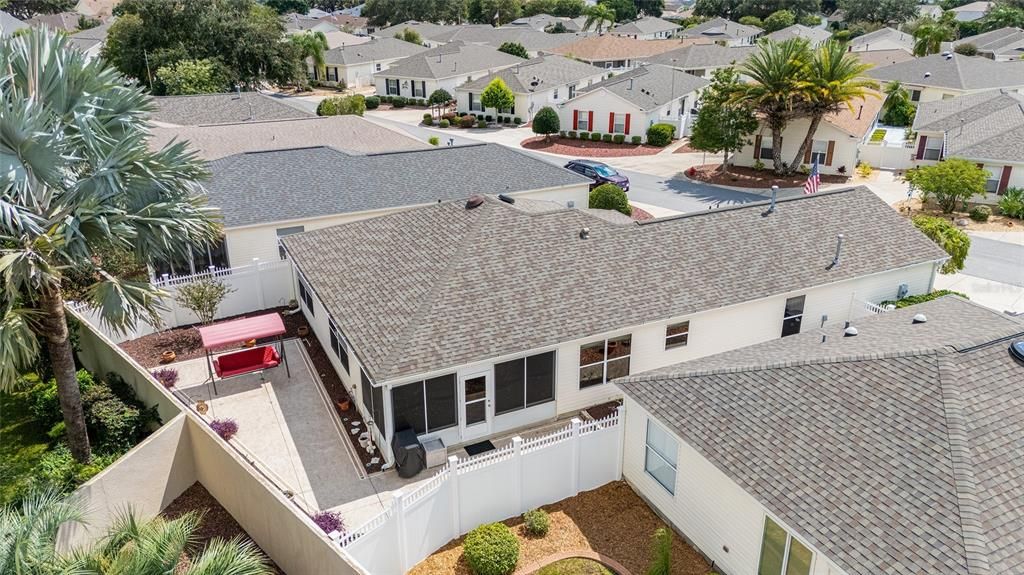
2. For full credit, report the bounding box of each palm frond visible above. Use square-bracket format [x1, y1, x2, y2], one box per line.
[82, 272, 168, 335]
[0, 306, 41, 391]
[0, 488, 86, 575]
[185, 536, 272, 575]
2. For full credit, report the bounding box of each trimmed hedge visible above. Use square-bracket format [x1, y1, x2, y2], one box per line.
[464, 523, 519, 575]
[602, 133, 613, 143]
[365, 96, 380, 109]
[567, 131, 577, 139]
[579, 131, 589, 140]
[880, 289, 968, 309]
[631, 135, 642, 144]
[646, 123, 676, 147]
[439, 119, 450, 128]
[392, 96, 406, 108]
[460, 115, 476, 128]
[477, 119, 488, 128]
[613, 134, 625, 144]
[590, 132, 601, 141]
[589, 183, 631, 216]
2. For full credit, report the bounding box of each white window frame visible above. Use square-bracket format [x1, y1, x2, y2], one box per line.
[413, 81, 425, 98]
[985, 166, 1001, 193]
[665, 321, 690, 350]
[781, 295, 805, 337]
[553, 88, 559, 99]
[809, 140, 827, 165]
[328, 318, 350, 374]
[568, 84, 576, 99]
[757, 516, 814, 575]
[576, 110, 590, 131]
[612, 113, 626, 134]
[297, 273, 315, 317]
[375, 62, 382, 72]
[923, 136, 942, 160]
[469, 92, 483, 112]
[386, 78, 399, 96]
[644, 419, 678, 494]
[578, 335, 631, 388]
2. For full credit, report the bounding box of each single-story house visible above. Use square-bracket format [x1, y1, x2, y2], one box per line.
[311, 37, 427, 88]
[372, 21, 584, 55]
[283, 13, 338, 35]
[320, 29, 370, 49]
[611, 16, 683, 40]
[765, 24, 831, 46]
[26, 11, 80, 31]
[950, 0, 993, 21]
[371, 21, 488, 47]
[847, 27, 914, 54]
[642, 43, 756, 79]
[0, 9, 27, 36]
[732, 92, 884, 175]
[910, 89, 1024, 193]
[204, 143, 592, 268]
[617, 295, 1024, 575]
[280, 187, 946, 464]
[320, 12, 372, 35]
[867, 52, 1024, 102]
[454, 55, 606, 121]
[550, 35, 698, 71]
[504, 13, 581, 32]
[66, 19, 111, 59]
[950, 26, 1024, 61]
[558, 64, 709, 140]
[852, 48, 916, 69]
[918, 3, 945, 19]
[374, 41, 525, 99]
[678, 17, 762, 47]
[149, 92, 312, 127]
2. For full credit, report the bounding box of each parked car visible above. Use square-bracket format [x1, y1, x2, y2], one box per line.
[564, 159, 630, 192]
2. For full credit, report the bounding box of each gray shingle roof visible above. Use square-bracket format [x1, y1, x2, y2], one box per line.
[576, 64, 709, 109]
[458, 54, 604, 93]
[504, 14, 581, 32]
[150, 92, 312, 127]
[912, 89, 1024, 162]
[848, 26, 914, 52]
[642, 43, 755, 69]
[322, 36, 427, 66]
[867, 53, 1024, 91]
[382, 40, 525, 80]
[765, 24, 831, 44]
[679, 17, 762, 41]
[206, 143, 590, 228]
[281, 187, 946, 382]
[611, 16, 680, 36]
[618, 296, 1024, 575]
[0, 10, 28, 36]
[66, 20, 112, 52]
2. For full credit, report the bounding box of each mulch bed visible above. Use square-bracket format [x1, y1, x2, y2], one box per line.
[161, 482, 285, 574]
[630, 206, 653, 221]
[521, 136, 664, 157]
[408, 481, 711, 575]
[584, 400, 623, 420]
[673, 143, 700, 153]
[684, 163, 849, 188]
[894, 197, 1022, 232]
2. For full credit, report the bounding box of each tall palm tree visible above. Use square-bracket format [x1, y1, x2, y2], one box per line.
[582, 4, 616, 34]
[0, 30, 220, 463]
[733, 38, 814, 175]
[788, 40, 877, 171]
[912, 17, 953, 56]
[289, 30, 330, 83]
[0, 489, 85, 575]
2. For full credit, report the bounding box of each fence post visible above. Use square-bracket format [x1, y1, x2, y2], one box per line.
[393, 488, 408, 574]
[253, 258, 266, 311]
[570, 417, 581, 497]
[614, 405, 625, 481]
[512, 436, 523, 514]
[448, 456, 461, 537]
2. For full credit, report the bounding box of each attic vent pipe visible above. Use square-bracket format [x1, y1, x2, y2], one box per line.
[579, 227, 590, 239]
[762, 185, 778, 217]
[466, 194, 485, 209]
[912, 313, 928, 324]
[844, 326, 859, 337]
[627, 78, 634, 90]
[826, 234, 844, 271]
[498, 194, 515, 204]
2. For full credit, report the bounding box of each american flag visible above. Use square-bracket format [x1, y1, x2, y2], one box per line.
[803, 160, 820, 195]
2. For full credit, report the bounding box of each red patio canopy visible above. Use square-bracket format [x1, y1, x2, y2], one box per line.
[198, 313, 286, 349]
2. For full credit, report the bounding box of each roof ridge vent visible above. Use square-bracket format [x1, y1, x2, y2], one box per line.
[844, 325, 859, 337]
[466, 194, 485, 209]
[912, 313, 928, 324]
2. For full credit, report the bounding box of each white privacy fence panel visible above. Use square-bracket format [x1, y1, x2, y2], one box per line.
[858, 142, 914, 171]
[341, 408, 624, 575]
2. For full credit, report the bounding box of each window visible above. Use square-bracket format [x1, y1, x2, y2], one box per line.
[494, 351, 556, 415]
[644, 419, 677, 494]
[757, 516, 813, 575]
[576, 110, 590, 131]
[386, 78, 399, 95]
[809, 140, 827, 165]
[390, 374, 457, 435]
[910, 89, 921, 102]
[985, 166, 1001, 193]
[328, 319, 350, 373]
[579, 335, 631, 388]
[413, 81, 425, 98]
[688, 68, 705, 77]
[469, 92, 483, 112]
[375, 63, 382, 72]
[276, 225, 304, 260]
[759, 136, 774, 160]
[781, 295, 805, 337]
[665, 321, 690, 349]
[612, 60, 626, 68]
[297, 274, 315, 317]
[326, 67, 338, 82]
[568, 84, 576, 99]
[553, 88, 559, 99]
[361, 369, 385, 435]
[500, 103, 515, 115]
[612, 113, 626, 134]
[923, 136, 942, 160]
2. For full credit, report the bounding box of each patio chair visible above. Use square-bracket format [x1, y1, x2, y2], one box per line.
[213, 346, 281, 381]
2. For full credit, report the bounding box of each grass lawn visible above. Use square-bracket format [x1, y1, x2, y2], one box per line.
[0, 379, 52, 505]
[537, 558, 616, 575]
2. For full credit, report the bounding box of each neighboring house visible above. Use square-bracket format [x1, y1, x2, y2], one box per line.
[504, 13, 581, 32]
[853, 48, 916, 69]
[149, 92, 312, 127]
[643, 43, 756, 78]
[733, 91, 883, 175]
[550, 35, 695, 71]
[678, 17, 762, 47]
[320, 30, 370, 49]
[320, 13, 372, 35]
[372, 21, 492, 48]
[376, 21, 584, 56]
[611, 16, 682, 40]
[312, 37, 427, 88]
[74, 0, 118, 20]
[66, 20, 112, 59]
[918, 3, 945, 19]
[950, 0, 993, 21]
[374, 41, 525, 99]
[910, 89, 1024, 194]
[279, 187, 946, 465]
[765, 24, 831, 46]
[0, 10, 28, 36]
[617, 295, 1024, 575]
[206, 143, 592, 267]
[558, 64, 709, 140]
[454, 55, 606, 121]
[283, 13, 338, 34]
[867, 53, 1024, 102]
[847, 27, 914, 54]
[951, 26, 1024, 61]
[26, 11, 81, 31]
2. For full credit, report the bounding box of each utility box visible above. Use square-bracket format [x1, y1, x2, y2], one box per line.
[423, 437, 447, 468]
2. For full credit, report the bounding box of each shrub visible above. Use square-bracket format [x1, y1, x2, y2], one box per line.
[514, 117, 522, 125]
[798, 164, 810, 175]
[954, 43, 978, 56]
[211, 418, 239, 440]
[463, 523, 519, 575]
[523, 509, 550, 537]
[365, 95, 380, 109]
[647, 527, 673, 575]
[423, 112, 433, 123]
[880, 289, 969, 308]
[392, 96, 406, 108]
[579, 131, 589, 140]
[151, 368, 179, 389]
[439, 119, 450, 128]
[175, 277, 235, 324]
[589, 183, 631, 216]
[567, 131, 577, 139]
[753, 159, 765, 171]
[590, 132, 601, 141]
[478, 119, 488, 128]
[460, 115, 476, 128]
[84, 383, 144, 452]
[428, 136, 440, 146]
[969, 205, 992, 222]
[602, 133, 613, 143]
[558, 131, 566, 137]
[380, 95, 391, 103]
[316, 97, 338, 116]
[913, 215, 971, 274]
[312, 510, 346, 534]
[999, 187, 1024, 218]
[646, 123, 675, 147]
[485, 115, 493, 122]
[631, 135, 642, 145]
[442, 112, 458, 121]
[613, 134, 625, 144]
[856, 162, 872, 178]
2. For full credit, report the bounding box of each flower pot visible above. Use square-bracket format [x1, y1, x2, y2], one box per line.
[243, 338, 257, 348]
[160, 351, 176, 364]
[339, 399, 351, 411]
[297, 326, 310, 337]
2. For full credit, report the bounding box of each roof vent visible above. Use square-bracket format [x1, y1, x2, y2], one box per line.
[844, 326, 859, 337]
[498, 193, 516, 204]
[1011, 340, 1024, 363]
[912, 313, 928, 324]
[465, 195, 485, 209]
[579, 227, 590, 239]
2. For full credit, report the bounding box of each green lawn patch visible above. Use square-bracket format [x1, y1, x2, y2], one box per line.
[869, 129, 886, 143]
[0, 377, 52, 506]
[536, 558, 616, 575]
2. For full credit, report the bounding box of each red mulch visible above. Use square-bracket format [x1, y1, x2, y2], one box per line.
[584, 399, 623, 420]
[673, 143, 700, 153]
[630, 206, 653, 221]
[684, 163, 850, 188]
[161, 482, 285, 574]
[521, 136, 664, 157]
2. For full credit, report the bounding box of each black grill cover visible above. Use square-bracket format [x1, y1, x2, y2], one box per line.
[392, 428, 425, 478]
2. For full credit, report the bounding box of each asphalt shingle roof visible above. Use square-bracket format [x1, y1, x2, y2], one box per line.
[952, 27, 1024, 58]
[322, 36, 427, 66]
[66, 20, 112, 52]
[206, 143, 590, 228]
[150, 92, 312, 127]
[281, 187, 946, 382]
[765, 24, 831, 44]
[611, 16, 680, 36]
[382, 41, 525, 80]
[912, 89, 1024, 162]
[679, 17, 762, 41]
[0, 10, 28, 36]
[550, 35, 692, 61]
[848, 26, 914, 52]
[867, 53, 1024, 91]
[642, 43, 755, 69]
[619, 296, 1024, 575]
[458, 55, 604, 93]
[577, 64, 709, 109]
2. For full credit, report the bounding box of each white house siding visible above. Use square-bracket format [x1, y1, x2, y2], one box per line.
[455, 74, 606, 121]
[375, 65, 520, 99]
[311, 60, 403, 88]
[909, 138, 1024, 194]
[733, 120, 862, 175]
[622, 397, 850, 575]
[558, 89, 695, 142]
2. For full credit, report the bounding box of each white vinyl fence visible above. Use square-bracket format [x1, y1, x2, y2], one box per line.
[858, 141, 915, 170]
[341, 410, 625, 575]
[71, 259, 295, 343]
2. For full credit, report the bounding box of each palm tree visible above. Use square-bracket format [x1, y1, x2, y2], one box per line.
[582, 4, 616, 34]
[788, 40, 877, 171]
[733, 38, 814, 175]
[290, 30, 330, 83]
[0, 489, 85, 575]
[912, 17, 953, 56]
[0, 30, 220, 463]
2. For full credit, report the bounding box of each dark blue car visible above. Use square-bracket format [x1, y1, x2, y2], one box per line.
[564, 159, 630, 192]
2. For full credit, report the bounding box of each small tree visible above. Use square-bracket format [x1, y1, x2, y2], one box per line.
[646, 527, 673, 575]
[738, 15, 763, 27]
[880, 81, 915, 127]
[589, 184, 632, 216]
[174, 278, 235, 325]
[428, 88, 453, 118]
[904, 158, 988, 213]
[498, 41, 529, 58]
[531, 106, 560, 140]
[156, 59, 227, 95]
[481, 78, 515, 115]
[688, 67, 758, 173]
[954, 43, 978, 56]
[762, 9, 796, 32]
[912, 215, 971, 274]
[395, 27, 423, 45]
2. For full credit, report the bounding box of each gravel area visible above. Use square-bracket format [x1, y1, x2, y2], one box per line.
[685, 163, 849, 188]
[408, 481, 711, 575]
[894, 197, 1023, 232]
[521, 136, 665, 157]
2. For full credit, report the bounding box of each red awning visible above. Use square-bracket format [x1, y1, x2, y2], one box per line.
[198, 313, 286, 349]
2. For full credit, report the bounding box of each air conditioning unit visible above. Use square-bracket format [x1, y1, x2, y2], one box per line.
[897, 283, 909, 300]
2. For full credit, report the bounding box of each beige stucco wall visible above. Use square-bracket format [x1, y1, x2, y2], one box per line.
[733, 120, 862, 175]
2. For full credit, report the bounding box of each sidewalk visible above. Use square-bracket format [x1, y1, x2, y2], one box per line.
[934, 273, 1024, 314]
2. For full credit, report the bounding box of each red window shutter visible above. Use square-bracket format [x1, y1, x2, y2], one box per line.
[573, 109, 578, 129]
[825, 141, 835, 166]
[916, 136, 927, 160]
[588, 111, 594, 131]
[1000, 166, 1013, 193]
[625, 113, 631, 134]
[753, 135, 762, 160]
[609, 112, 614, 133]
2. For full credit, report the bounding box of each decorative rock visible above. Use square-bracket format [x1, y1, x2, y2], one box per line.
[955, 218, 970, 227]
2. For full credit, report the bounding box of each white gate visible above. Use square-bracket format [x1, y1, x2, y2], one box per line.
[858, 141, 915, 170]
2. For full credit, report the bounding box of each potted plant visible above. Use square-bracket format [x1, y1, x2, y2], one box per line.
[338, 397, 351, 411]
[210, 418, 239, 440]
[243, 338, 257, 347]
[151, 367, 179, 389]
[287, 298, 298, 310]
[297, 325, 310, 337]
[160, 350, 176, 363]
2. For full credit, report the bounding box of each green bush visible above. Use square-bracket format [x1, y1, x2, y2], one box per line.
[523, 509, 550, 537]
[392, 96, 406, 108]
[567, 131, 577, 139]
[316, 97, 338, 116]
[428, 136, 440, 146]
[317, 94, 366, 116]
[969, 205, 992, 222]
[478, 119, 488, 128]
[579, 132, 589, 140]
[439, 119, 450, 128]
[460, 115, 476, 128]
[590, 132, 601, 141]
[602, 133, 613, 143]
[558, 131, 566, 138]
[631, 135, 642, 144]
[423, 112, 433, 123]
[380, 95, 392, 103]
[880, 289, 968, 308]
[913, 215, 971, 274]
[514, 117, 522, 125]
[463, 523, 519, 575]
[646, 123, 675, 147]
[999, 187, 1024, 218]
[589, 183, 631, 216]
[365, 95, 380, 109]
[613, 134, 625, 144]
[485, 115, 493, 122]
[31, 369, 96, 427]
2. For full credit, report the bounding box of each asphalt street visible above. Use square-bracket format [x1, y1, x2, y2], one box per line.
[963, 236, 1024, 288]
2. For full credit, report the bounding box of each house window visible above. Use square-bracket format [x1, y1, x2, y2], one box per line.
[386, 78, 399, 95]
[576, 110, 590, 131]
[644, 419, 678, 494]
[612, 60, 626, 68]
[413, 81, 425, 98]
[923, 136, 942, 160]
[469, 92, 483, 112]
[297, 274, 315, 317]
[326, 67, 338, 82]
[759, 136, 774, 160]
[665, 321, 690, 349]
[328, 319, 350, 373]
[757, 516, 813, 575]
[781, 295, 805, 337]
[612, 113, 626, 134]
[579, 335, 631, 388]
[809, 140, 827, 165]
[494, 351, 556, 415]
[985, 166, 1000, 193]
[553, 88, 559, 99]
[568, 84, 576, 99]
[910, 89, 921, 102]
[391, 373, 457, 435]
[375, 63, 382, 72]
[276, 225, 304, 260]
[361, 369, 385, 435]
[500, 103, 515, 115]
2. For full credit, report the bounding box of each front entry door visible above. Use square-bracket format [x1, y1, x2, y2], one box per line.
[460, 371, 492, 442]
